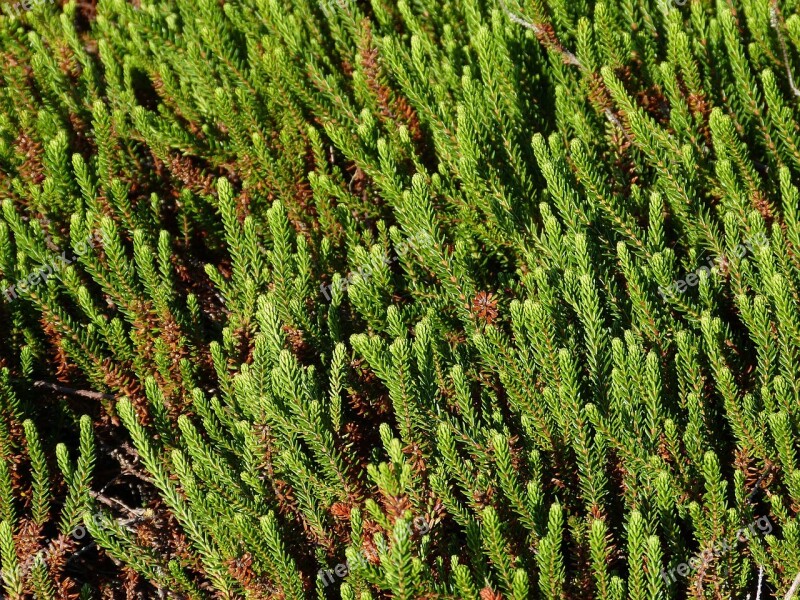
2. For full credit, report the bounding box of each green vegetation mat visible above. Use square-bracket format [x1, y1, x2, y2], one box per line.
[0, 0, 799, 597]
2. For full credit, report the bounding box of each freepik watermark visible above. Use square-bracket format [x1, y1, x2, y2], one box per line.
[320, 231, 433, 302]
[318, 0, 346, 16]
[660, 515, 773, 585]
[656, 0, 688, 11]
[2, 231, 103, 303]
[657, 232, 768, 301]
[1, 0, 55, 19]
[317, 515, 432, 587]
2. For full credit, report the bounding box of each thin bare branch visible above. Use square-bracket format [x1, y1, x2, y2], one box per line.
[771, 0, 800, 99]
[497, 0, 582, 67]
[33, 380, 114, 401]
[756, 565, 764, 600]
[90, 490, 144, 518]
[497, 0, 630, 141]
[786, 572, 800, 600]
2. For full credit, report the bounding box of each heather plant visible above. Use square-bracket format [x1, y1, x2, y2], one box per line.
[0, 0, 799, 598]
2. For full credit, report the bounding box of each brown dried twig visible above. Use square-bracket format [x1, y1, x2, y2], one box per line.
[497, 0, 631, 141]
[770, 0, 800, 99]
[497, 0, 581, 67]
[786, 572, 800, 600]
[33, 380, 114, 401]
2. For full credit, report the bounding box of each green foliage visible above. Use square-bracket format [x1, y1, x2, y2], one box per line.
[0, 0, 798, 597]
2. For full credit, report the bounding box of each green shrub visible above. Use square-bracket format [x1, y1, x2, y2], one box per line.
[0, 0, 798, 597]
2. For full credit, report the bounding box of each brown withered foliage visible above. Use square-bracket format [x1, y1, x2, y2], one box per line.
[14, 518, 46, 566]
[341, 421, 367, 466]
[42, 533, 78, 583]
[41, 317, 81, 383]
[14, 131, 45, 185]
[13, 524, 82, 598]
[471, 291, 499, 324]
[168, 154, 216, 197]
[343, 163, 373, 208]
[74, 0, 98, 20]
[509, 6, 582, 69]
[566, 535, 595, 600]
[122, 566, 140, 600]
[329, 501, 357, 544]
[610, 113, 639, 196]
[128, 311, 158, 363]
[330, 501, 353, 522]
[101, 359, 144, 407]
[687, 91, 713, 141]
[635, 85, 670, 125]
[172, 255, 227, 336]
[716, 253, 730, 278]
[472, 484, 495, 509]
[54, 578, 81, 600]
[657, 432, 673, 463]
[506, 435, 523, 471]
[282, 325, 315, 366]
[260, 428, 300, 521]
[589, 502, 605, 521]
[156, 314, 190, 395]
[735, 451, 775, 504]
[404, 441, 428, 476]
[358, 20, 423, 143]
[383, 494, 412, 522]
[587, 72, 615, 117]
[349, 358, 391, 417]
[290, 178, 316, 222]
[226, 553, 274, 597]
[753, 190, 775, 221]
[358, 520, 384, 566]
[443, 329, 468, 346]
[480, 586, 503, 600]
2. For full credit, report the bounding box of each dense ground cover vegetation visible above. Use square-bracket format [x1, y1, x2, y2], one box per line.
[1, 0, 800, 598]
